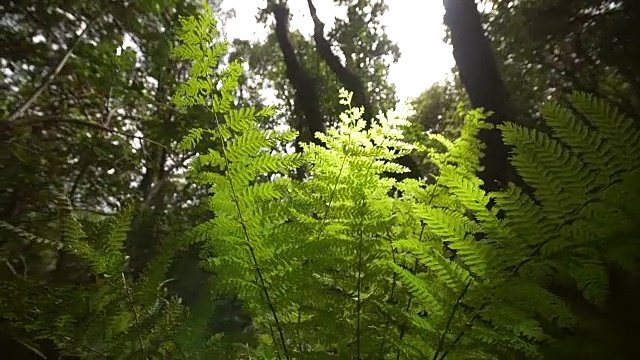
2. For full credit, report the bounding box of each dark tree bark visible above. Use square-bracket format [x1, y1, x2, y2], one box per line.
[304, 0, 421, 181]
[273, 3, 325, 151]
[305, 0, 374, 127]
[443, 0, 521, 192]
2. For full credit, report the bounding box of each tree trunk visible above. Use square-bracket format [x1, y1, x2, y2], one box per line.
[273, 3, 325, 151]
[443, 0, 520, 192]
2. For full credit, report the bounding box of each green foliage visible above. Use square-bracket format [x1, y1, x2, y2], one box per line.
[498, 92, 640, 300]
[485, 0, 640, 123]
[3, 2, 639, 359]
[174, 8, 639, 357]
[177, 8, 640, 354]
[0, 196, 190, 358]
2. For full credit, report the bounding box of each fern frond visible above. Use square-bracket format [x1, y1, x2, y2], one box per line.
[569, 92, 640, 170]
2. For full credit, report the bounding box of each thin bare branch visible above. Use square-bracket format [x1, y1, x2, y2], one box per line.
[9, 115, 167, 148]
[5, 14, 102, 122]
[139, 151, 196, 211]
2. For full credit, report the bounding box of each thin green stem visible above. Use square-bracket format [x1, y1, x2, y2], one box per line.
[433, 279, 472, 360]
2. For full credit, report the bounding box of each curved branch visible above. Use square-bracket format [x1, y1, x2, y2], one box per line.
[5, 14, 101, 123]
[6, 115, 166, 148]
[273, 3, 325, 150]
[305, 0, 373, 126]
[305, 0, 421, 181]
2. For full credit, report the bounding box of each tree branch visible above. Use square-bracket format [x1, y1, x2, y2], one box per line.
[272, 2, 325, 151]
[5, 14, 100, 122]
[139, 151, 196, 211]
[305, 0, 374, 126]
[7, 115, 166, 148]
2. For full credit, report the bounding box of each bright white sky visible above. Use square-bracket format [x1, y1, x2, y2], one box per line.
[221, 0, 454, 102]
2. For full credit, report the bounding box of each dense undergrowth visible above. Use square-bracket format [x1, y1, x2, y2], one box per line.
[1, 3, 639, 359]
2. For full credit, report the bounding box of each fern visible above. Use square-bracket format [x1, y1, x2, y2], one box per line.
[175, 5, 640, 358]
[498, 93, 640, 302]
[0, 197, 191, 358]
[4, 2, 639, 359]
[173, 3, 304, 359]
